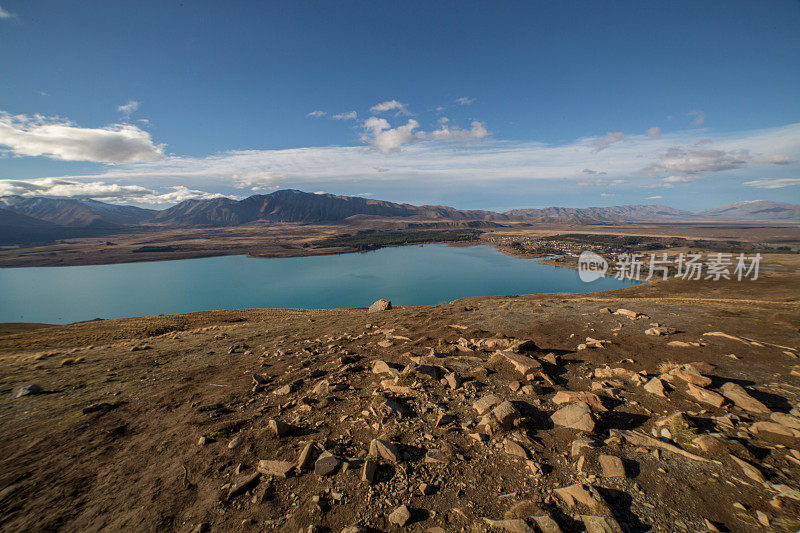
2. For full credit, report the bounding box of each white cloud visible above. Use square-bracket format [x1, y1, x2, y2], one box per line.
[753, 154, 796, 165]
[0, 111, 165, 163]
[0, 177, 222, 205]
[331, 111, 357, 120]
[12, 122, 798, 205]
[688, 110, 706, 127]
[422, 121, 489, 142]
[743, 178, 800, 189]
[456, 97, 475, 105]
[361, 117, 419, 154]
[306, 110, 327, 118]
[117, 100, 140, 116]
[647, 127, 661, 138]
[578, 179, 628, 187]
[232, 171, 283, 190]
[600, 192, 615, 197]
[642, 148, 749, 175]
[0, 5, 14, 18]
[647, 195, 663, 199]
[662, 175, 700, 183]
[370, 100, 409, 115]
[593, 132, 624, 152]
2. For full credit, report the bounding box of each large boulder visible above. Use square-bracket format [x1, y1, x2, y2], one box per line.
[368, 299, 392, 313]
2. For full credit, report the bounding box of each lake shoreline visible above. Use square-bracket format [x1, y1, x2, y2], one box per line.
[0, 244, 641, 325]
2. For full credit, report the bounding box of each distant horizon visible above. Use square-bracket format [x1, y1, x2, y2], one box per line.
[1, 187, 795, 215]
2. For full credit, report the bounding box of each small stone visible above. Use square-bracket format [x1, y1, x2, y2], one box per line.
[424, 449, 449, 464]
[370, 438, 400, 462]
[269, 419, 291, 438]
[643, 377, 666, 397]
[771, 412, 800, 430]
[256, 460, 294, 478]
[750, 421, 800, 438]
[691, 435, 727, 454]
[228, 435, 244, 449]
[361, 459, 378, 483]
[419, 482, 434, 495]
[11, 384, 43, 398]
[571, 437, 595, 457]
[297, 441, 317, 472]
[685, 384, 725, 408]
[719, 382, 770, 414]
[227, 471, 260, 499]
[492, 401, 522, 429]
[314, 451, 341, 476]
[729, 454, 765, 483]
[388, 504, 411, 527]
[445, 372, 462, 390]
[670, 368, 712, 387]
[197, 436, 207, 446]
[503, 439, 528, 459]
[435, 413, 455, 427]
[550, 402, 595, 432]
[473, 394, 502, 415]
[552, 391, 607, 412]
[482, 518, 535, 533]
[598, 454, 626, 478]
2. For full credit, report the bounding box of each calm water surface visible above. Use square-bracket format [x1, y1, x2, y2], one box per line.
[0, 244, 639, 324]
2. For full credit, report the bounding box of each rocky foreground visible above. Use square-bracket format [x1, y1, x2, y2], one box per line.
[1, 270, 800, 532]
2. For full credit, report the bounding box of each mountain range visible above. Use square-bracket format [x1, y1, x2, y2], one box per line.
[0, 190, 797, 245]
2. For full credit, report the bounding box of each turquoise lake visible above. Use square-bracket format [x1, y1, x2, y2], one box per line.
[0, 244, 639, 324]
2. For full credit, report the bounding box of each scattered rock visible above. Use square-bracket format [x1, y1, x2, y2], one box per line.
[370, 438, 400, 462]
[388, 504, 411, 527]
[227, 471, 260, 499]
[256, 460, 294, 478]
[473, 394, 502, 415]
[729, 454, 765, 483]
[268, 418, 292, 438]
[550, 401, 595, 432]
[11, 384, 43, 398]
[598, 454, 626, 478]
[719, 382, 770, 414]
[483, 517, 535, 533]
[645, 326, 676, 336]
[552, 391, 607, 412]
[492, 401, 523, 429]
[495, 350, 542, 376]
[685, 384, 725, 408]
[368, 299, 392, 313]
[314, 450, 341, 476]
[361, 459, 378, 483]
[297, 441, 317, 472]
[228, 435, 244, 449]
[503, 439, 528, 459]
[643, 377, 667, 397]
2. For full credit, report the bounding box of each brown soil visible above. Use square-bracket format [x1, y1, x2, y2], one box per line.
[1, 220, 796, 268]
[1, 253, 799, 532]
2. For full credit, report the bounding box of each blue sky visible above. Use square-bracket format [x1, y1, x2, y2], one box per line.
[0, 1, 799, 210]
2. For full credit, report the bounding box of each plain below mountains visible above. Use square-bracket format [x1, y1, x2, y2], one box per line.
[0, 190, 797, 245]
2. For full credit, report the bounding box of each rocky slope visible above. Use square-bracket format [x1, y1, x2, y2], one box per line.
[695, 201, 800, 222]
[1, 267, 799, 532]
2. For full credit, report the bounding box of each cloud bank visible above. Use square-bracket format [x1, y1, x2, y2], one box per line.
[0, 111, 164, 163]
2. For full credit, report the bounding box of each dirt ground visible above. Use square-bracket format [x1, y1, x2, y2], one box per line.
[1, 251, 799, 532]
[1, 220, 796, 268]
